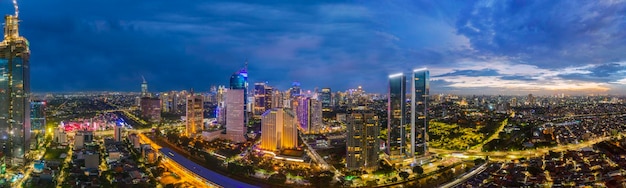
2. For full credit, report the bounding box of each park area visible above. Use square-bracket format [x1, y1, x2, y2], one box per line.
[429, 119, 507, 151]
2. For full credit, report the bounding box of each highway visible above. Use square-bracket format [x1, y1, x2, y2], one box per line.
[299, 132, 342, 181]
[438, 162, 489, 188]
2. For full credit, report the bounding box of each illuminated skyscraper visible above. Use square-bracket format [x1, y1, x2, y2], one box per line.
[387, 73, 407, 160]
[260, 108, 297, 151]
[0, 15, 30, 166]
[320, 88, 332, 112]
[141, 76, 149, 98]
[30, 100, 45, 149]
[253, 82, 268, 117]
[225, 89, 246, 143]
[140, 97, 161, 122]
[346, 110, 379, 170]
[294, 96, 322, 134]
[271, 90, 283, 109]
[264, 86, 273, 112]
[289, 82, 301, 98]
[186, 94, 204, 136]
[230, 63, 248, 126]
[411, 69, 429, 156]
[30, 101, 45, 133]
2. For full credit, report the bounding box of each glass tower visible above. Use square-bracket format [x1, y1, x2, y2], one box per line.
[387, 73, 407, 159]
[411, 69, 429, 156]
[0, 15, 30, 167]
[320, 88, 332, 112]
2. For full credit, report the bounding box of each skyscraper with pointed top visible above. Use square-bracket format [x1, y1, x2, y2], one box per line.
[141, 75, 149, 98]
[0, 14, 30, 167]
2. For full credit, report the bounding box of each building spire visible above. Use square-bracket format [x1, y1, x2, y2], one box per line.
[244, 58, 248, 71]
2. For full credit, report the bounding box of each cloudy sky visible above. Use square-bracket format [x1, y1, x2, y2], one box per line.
[6, 0, 626, 95]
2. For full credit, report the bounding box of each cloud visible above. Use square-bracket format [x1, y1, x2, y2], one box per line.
[433, 69, 500, 77]
[456, 0, 626, 68]
[0, 0, 624, 94]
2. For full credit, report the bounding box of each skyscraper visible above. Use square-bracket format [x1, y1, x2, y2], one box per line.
[140, 97, 161, 122]
[30, 100, 45, 149]
[289, 82, 301, 98]
[320, 88, 332, 112]
[225, 89, 246, 143]
[264, 86, 273, 112]
[0, 15, 30, 166]
[411, 69, 429, 156]
[271, 90, 283, 110]
[260, 108, 297, 151]
[30, 101, 45, 133]
[230, 63, 248, 126]
[253, 82, 267, 116]
[346, 110, 379, 170]
[294, 96, 322, 134]
[141, 76, 150, 98]
[186, 94, 204, 136]
[387, 73, 407, 160]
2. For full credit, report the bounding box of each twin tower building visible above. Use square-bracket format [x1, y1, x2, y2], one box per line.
[346, 68, 430, 171]
[388, 68, 430, 161]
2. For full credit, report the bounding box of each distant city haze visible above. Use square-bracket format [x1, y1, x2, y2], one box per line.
[2, 1, 626, 94]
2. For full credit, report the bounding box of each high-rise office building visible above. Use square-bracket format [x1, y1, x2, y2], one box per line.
[186, 94, 204, 136]
[289, 82, 301, 98]
[346, 111, 379, 170]
[30, 100, 45, 149]
[0, 15, 30, 166]
[387, 73, 407, 159]
[230, 63, 248, 126]
[225, 89, 246, 143]
[320, 88, 332, 112]
[253, 83, 267, 116]
[411, 69, 429, 156]
[260, 108, 297, 151]
[264, 86, 273, 112]
[271, 90, 284, 109]
[294, 97, 323, 134]
[140, 97, 161, 122]
[141, 76, 150, 98]
[30, 101, 45, 133]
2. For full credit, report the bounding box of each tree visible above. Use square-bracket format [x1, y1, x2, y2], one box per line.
[412, 165, 424, 175]
[474, 158, 486, 165]
[194, 140, 205, 149]
[268, 173, 287, 184]
[310, 171, 334, 188]
[527, 166, 542, 176]
[179, 136, 191, 146]
[399, 171, 409, 179]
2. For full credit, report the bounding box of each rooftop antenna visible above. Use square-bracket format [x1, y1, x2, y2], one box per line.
[141, 75, 147, 83]
[12, 0, 18, 17]
[244, 58, 248, 71]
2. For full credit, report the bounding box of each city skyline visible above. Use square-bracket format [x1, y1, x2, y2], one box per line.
[3, 1, 626, 94]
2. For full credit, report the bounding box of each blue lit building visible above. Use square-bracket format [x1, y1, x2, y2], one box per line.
[0, 15, 30, 167]
[411, 69, 429, 156]
[290, 82, 301, 98]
